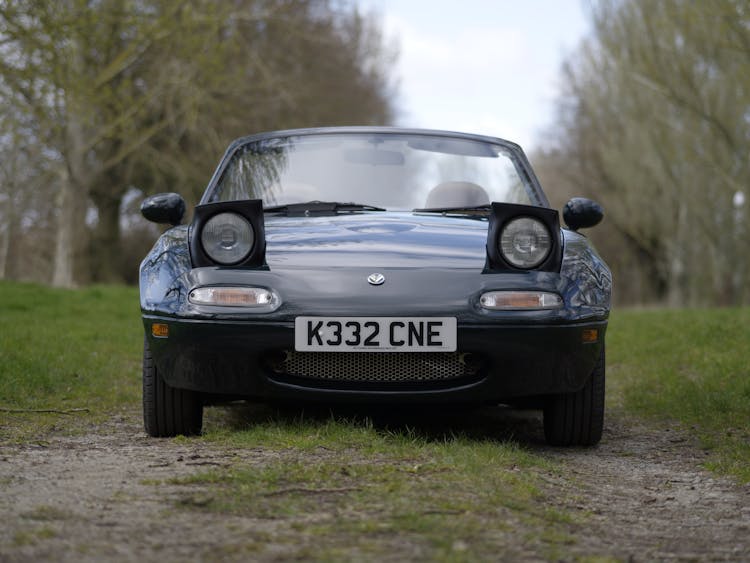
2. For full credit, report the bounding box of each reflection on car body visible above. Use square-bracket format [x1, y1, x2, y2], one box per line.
[139, 127, 611, 446]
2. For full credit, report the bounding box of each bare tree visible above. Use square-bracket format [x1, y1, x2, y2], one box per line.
[0, 0, 396, 286]
[538, 0, 750, 305]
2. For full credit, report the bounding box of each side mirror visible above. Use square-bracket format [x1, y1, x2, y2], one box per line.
[563, 197, 603, 231]
[141, 192, 186, 226]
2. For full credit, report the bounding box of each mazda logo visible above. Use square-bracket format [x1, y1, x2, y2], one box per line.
[367, 273, 385, 285]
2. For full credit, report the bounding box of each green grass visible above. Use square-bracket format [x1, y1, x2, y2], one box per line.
[165, 409, 575, 561]
[2, 279, 749, 481]
[0, 281, 142, 440]
[12, 526, 58, 547]
[607, 307, 750, 482]
[2, 281, 749, 558]
[1, 280, 748, 483]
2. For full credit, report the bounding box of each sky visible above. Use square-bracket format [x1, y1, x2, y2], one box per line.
[357, 1, 591, 151]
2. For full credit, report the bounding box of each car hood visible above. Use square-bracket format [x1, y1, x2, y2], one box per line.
[264, 212, 490, 269]
[142, 213, 610, 321]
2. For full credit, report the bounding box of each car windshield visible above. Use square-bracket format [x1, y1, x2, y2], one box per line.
[207, 132, 541, 210]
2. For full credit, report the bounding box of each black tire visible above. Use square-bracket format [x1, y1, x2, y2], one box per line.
[543, 346, 605, 446]
[143, 338, 203, 437]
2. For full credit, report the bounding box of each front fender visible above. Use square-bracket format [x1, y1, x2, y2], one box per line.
[560, 230, 612, 317]
[139, 226, 192, 314]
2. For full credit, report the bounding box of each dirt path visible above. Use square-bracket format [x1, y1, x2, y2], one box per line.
[545, 416, 750, 561]
[1, 409, 748, 562]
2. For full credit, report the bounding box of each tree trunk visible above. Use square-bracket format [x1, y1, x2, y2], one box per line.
[667, 200, 689, 307]
[51, 171, 78, 288]
[0, 193, 10, 279]
[90, 189, 124, 283]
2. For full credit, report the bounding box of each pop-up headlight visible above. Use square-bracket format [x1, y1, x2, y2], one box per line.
[499, 217, 552, 269]
[200, 212, 255, 265]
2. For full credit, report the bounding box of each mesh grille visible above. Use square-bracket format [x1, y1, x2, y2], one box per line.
[269, 351, 481, 383]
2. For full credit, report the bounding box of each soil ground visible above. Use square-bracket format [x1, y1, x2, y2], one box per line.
[1, 408, 748, 562]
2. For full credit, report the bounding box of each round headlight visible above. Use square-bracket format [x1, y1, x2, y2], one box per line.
[499, 217, 551, 269]
[200, 212, 254, 265]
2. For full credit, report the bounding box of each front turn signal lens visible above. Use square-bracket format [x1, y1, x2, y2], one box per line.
[152, 323, 169, 338]
[189, 286, 278, 308]
[480, 291, 563, 310]
[582, 329, 599, 343]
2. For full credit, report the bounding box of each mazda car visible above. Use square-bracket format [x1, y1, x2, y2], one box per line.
[139, 127, 611, 446]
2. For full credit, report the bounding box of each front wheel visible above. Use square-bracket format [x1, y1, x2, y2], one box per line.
[143, 338, 203, 437]
[543, 346, 605, 446]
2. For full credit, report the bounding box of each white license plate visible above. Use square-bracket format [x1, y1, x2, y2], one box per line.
[294, 317, 457, 352]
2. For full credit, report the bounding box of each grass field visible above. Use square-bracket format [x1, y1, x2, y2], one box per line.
[1, 280, 748, 483]
[607, 307, 750, 482]
[0, 282, 142, 439]
[163, 410, 577, 561]
[2, 281, 749, 558]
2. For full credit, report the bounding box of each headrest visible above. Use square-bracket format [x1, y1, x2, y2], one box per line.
[424, 181, 490, 208]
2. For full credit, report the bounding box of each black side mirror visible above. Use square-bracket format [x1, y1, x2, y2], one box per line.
[563, 197, 604, 231]
[141, 193, 186, 226]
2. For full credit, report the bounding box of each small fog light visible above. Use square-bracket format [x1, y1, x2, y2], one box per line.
[479, 291, 563, 310]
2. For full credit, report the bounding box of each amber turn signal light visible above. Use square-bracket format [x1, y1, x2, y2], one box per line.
[582, 329, 598, 343]
[152, 323, 169, 338]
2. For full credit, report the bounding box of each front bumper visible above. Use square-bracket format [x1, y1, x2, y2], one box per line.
[143, 315, 607, 404]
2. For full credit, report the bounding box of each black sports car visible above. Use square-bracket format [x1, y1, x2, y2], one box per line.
[139, 127, 611, 446]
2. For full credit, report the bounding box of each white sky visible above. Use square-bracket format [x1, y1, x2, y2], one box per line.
[358, 1, 591, 151]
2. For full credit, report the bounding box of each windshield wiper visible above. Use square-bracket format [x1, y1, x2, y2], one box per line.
[412, 204, 492, 215]
[264, 201, 386, 216]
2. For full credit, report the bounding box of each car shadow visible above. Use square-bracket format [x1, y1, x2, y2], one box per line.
[206, 400, 548, 448]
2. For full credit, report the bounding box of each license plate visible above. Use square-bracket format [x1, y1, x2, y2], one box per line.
[294, 317, 457, 352]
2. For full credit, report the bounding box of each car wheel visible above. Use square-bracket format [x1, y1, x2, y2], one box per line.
[543, 346, 605, 446]
[142, 338, 203, 437]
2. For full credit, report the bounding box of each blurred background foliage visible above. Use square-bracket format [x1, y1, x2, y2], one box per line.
[0, 0, 395, 285]
[0, 0, 748, 307]
[534, 0, 749, 306]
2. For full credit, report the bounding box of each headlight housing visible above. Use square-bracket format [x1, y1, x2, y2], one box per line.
[200, 212, 255, 265]
[499, 217, 551, 269]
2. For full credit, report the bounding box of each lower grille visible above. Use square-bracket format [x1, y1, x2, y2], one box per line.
[267, 350, 482, 383]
